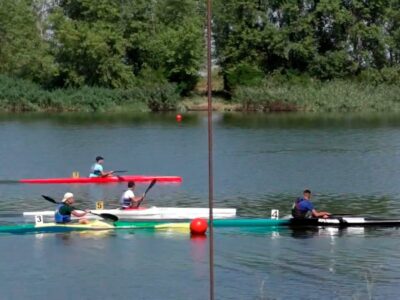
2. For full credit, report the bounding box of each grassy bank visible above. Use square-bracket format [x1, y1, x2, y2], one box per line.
[2, 74, 400, 113]
[0, 75, 179, 112]
[232, 79, 400, 113]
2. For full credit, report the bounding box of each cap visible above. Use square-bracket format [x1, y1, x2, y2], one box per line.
[62, 192, 74, 202]
[96, 156, 104, 162]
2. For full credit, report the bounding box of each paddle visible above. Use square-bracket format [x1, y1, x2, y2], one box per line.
[111, 170, 128, 174]
[329, 213, 355, 217]
[136, 179, 157, 208]
[101, 170, 128, 179]
[42, 195, 119, 222]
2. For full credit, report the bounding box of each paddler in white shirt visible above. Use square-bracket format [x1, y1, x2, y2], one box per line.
[120, 181, 145, 209]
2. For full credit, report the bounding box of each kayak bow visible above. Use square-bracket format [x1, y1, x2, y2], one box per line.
[0, 220, 191, 234]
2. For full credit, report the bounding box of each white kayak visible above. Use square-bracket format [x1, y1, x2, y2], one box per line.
[23, 206, 237, 220]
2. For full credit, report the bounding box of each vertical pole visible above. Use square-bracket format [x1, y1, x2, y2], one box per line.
[206, 0, 214, 299]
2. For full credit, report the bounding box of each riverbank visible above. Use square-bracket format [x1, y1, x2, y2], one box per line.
[231, 81, 400, 113]
[2, 74, 400, 113]
[0, 75, 178, 113]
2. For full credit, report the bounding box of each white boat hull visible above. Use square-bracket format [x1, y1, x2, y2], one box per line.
[23, 206, 237, 220]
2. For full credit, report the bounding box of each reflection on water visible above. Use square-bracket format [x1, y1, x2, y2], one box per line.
[222, 112, 400, 129]
[0, 112, 202, 127]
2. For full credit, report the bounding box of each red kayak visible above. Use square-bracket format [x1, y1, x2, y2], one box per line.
[20, 175, 182, 184]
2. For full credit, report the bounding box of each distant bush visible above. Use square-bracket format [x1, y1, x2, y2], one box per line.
[358, 67, 400, 85]
[0, 75, 179, 112]
[233, 77, 400, 112]
[225, 63, 264, 91]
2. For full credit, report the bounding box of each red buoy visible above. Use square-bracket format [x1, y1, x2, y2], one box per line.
[190, 218, 208, 235]
[176, 114, 182, 122]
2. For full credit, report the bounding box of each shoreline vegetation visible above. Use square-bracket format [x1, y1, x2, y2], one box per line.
[2, 74, 400, 113]
[2, 1, 400, 113]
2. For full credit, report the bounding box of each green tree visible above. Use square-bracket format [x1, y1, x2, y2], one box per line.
[0, 0, 56, 84]
[122, 0, 204, 94]
[213, 0, 400, 89]
[50, 0, 135, 88]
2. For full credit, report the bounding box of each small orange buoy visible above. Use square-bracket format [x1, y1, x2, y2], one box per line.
[176, 114, 182, 122]
[190, 218, 208, 235]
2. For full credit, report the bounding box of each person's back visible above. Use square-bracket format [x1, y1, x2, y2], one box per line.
[291, 197, 313, 218]
[89, 156, 113, 177]
[121, 182, 136, 209]
[89, 163, 103, 177]
[55, 203, 73, 223]
[120, 181, 144, 209]
[55, 192, 75, 223]
[291, 189, 331, 219]
[54, 192, 89, 224]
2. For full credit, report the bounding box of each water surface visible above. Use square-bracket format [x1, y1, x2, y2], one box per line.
[1, 112, 400, 299]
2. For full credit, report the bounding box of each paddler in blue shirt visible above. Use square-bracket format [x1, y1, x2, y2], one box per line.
[291, 189, 331, 218]
[55, 192, 89, 224]
[120, 181, 145, 209]
[89, 156, 114, 177]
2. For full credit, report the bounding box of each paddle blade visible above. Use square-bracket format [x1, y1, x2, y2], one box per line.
[97, 213, 119, 222]
[42, 195, 58, 204]
[112, 170, 128, 174]
[144, 179, 157, 195]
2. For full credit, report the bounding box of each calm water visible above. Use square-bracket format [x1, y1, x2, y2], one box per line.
[1, 112, 400, 299]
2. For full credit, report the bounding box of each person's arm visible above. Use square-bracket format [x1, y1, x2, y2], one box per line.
[71, 210, 89, 218]
[96, 164, 113, 177]
[128, 194, 145, 208]
[132, 195, 144, 203]
[100, 170, 114, 177]
[311, 209, 331, 218]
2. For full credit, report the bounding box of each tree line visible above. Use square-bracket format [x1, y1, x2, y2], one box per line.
[1, 0, 400, 101]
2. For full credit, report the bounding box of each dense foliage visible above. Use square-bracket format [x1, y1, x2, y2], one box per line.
[213, 0, 400, 87]
[0, 75, 179, 112]
[1, 0, 400, 112]
[0, 0, 203, 93]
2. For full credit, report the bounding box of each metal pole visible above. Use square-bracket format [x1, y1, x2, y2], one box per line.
[206, 0, 214, 299]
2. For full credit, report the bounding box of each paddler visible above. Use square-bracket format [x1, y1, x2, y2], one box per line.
[291, 189, 331, 218]
[120, 181, 145, 209]
[55, 192, 89, 224]
[89, 156, 114, 177]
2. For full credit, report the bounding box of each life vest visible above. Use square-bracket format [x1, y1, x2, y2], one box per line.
[291, 198, 311, 218]
[121, 197, 132, 208]
[120, 189, 136, 208]
[92, 170, 101, 176]
[55, 204, 71, 223]
[89, 163, 102, 177]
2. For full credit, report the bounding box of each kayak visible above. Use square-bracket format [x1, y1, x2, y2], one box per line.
[213, 216, 400, 227]
[23, 206, 237, 220]
[0, 220, 191, 234]
[2, 216, 400, 234]
[19, 175, 182, 184]
[289, 216, 400, 227]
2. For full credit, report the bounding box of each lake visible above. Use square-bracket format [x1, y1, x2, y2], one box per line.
[0, 112, 400, 299]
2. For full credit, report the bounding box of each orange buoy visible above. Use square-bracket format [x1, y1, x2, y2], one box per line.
[176, 114, 182, 122]
[190, 218, 208, 235]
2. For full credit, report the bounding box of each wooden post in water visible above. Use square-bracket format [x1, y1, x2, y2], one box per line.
[206, 0, 215, 299]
